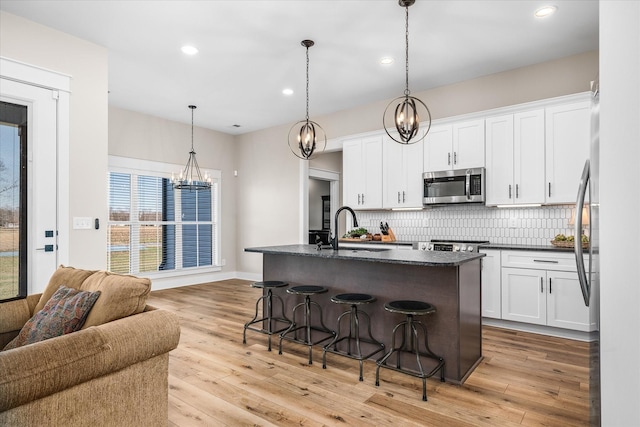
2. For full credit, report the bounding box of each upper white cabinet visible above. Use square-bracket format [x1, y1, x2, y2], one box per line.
[424, 119, 485, 172]
[545, 101, 590, 204]
[343, 135, 383, 209]
[383, 132, 424, 208]
[485, 110, 545, 205]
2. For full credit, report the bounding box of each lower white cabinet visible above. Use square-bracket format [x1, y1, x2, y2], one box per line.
[500, 251, 595, 332]
[480, 250, 501, 319]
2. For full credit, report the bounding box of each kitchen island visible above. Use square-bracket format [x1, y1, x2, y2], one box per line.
[245, 244, 485, 384]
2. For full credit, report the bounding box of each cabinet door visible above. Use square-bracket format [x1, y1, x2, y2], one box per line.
[514, 109, 545, 204]
[361, 135, 383, 209]
[453, 119, 485, 169]
[383, 137, 404, 208]
[481, 250, 501, 319]
[485, 115, 514, 205]
[424, 124, 452, 172]
[342, 138, 363, 207]
[546, 270, 594, 331]
[545, 101, 590, 204]
[501, 267, 546, 325]
[404, 140, 424, 207]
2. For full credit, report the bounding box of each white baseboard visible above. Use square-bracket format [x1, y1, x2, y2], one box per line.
[482, 318, 597, 342]
[148, 270, 262, 291]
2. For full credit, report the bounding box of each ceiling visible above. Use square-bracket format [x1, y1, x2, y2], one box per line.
[0, 1, 598, 135]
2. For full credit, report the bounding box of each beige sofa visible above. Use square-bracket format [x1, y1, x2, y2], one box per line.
[0, 267, 181, 426]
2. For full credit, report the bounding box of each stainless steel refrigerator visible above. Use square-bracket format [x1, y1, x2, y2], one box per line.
[575, 79, 600, 426]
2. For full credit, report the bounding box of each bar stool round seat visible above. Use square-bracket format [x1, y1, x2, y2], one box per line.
[243, 281, 292, 351]
[375, 299, 445, 401]
[322, 293, 385, 381]
[279, 285, 335, 364]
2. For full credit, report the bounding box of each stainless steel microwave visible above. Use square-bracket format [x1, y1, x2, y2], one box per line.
[423, 167, 486, 205]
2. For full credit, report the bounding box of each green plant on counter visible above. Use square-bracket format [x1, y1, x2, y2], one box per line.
[342, 227, 369, 238]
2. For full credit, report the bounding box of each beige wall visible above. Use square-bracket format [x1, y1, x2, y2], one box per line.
[0, 12, 108, 270]
[236, 50, 598, 276]
[108, 106, 238, 273]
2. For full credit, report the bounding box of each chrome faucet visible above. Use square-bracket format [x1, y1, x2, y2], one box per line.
[331, 206, 359, 250]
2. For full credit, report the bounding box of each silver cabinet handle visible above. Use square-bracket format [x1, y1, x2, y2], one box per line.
[533, 259, 559, 263]
[358, 194, 361, 205]
[516, 184, 519, 198]
[362, 194, 365, 204]
[548, 182, 551, 198]
[540, 277, 544, 293]
[448, 153, 451, 165]
[508, 184, 512, 199]
[549, 277, 552, 294]
[402, 191, 406, 203]
[454, 152, 457, 165]
[398, 191, 401, 203]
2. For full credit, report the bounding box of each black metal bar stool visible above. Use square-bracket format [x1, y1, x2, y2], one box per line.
[279, 285, 336, 365]
[375, 300, 445, 401]
[243, 281, 292, 351]
[322, 293, 385, 381]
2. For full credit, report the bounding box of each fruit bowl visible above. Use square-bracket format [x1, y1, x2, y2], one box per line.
[551, 240, 588, 249]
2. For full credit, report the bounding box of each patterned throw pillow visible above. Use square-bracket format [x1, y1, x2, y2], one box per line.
[3, 285, 101, 351]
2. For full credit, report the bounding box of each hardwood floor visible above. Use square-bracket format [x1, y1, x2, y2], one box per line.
[147, 279, 589, 427]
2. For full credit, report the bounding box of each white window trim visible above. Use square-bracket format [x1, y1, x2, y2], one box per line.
[108, 155, 222, 279]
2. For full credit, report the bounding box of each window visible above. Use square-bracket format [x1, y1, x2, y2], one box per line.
[107, 157, 220, 275]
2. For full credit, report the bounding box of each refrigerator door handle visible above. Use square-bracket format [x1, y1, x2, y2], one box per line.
[575, 160, 590, 307]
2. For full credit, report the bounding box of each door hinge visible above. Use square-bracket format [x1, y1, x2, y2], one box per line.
[51, 90, 59, 100]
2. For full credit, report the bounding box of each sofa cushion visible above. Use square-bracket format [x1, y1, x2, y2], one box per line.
[3, 286, 101, 350]
[79, 271, 151, 328]
[33, 265, 97, 314]
[34, 266, 151, 329]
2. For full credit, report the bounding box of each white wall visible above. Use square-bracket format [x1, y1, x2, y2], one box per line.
[0, 12, 108, 270]
[600, 2, 640, 425]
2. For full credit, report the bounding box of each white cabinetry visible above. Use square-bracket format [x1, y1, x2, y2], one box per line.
[343, 135, 383, 209]
[545, 101, 590, 204]
[500, 251, 595, 332]
[424, 119, 484, 172]
[383, 133, 424, 208]
[480, 249, 501, 319]
[485, 110, 545, 205]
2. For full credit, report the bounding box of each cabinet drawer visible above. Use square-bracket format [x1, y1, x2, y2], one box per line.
[501, 250, 584, 272]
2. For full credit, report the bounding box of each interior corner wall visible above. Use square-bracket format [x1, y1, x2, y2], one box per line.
[234, 50, 598, 277]
[108, 106, 238, 274]
[0, 12, 109, 271]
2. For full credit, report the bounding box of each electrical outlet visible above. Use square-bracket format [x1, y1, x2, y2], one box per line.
[508, 217, 518, 228]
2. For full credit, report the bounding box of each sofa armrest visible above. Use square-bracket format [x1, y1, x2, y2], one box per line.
[0, 294, 41, 349]
[0, 308, 180, 412]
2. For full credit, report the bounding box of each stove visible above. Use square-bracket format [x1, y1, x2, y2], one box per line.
[413, 239, 490, 253]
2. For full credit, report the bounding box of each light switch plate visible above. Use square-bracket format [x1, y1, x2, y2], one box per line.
[508, 217, 518, 228]
[73, 217, 93, 229]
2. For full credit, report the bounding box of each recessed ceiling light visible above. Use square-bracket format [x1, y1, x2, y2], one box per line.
[181, 45, 198, 55]
[380, 57, 394, 65]
[282, 88, 294, 96]
[534, 5, 557, 18]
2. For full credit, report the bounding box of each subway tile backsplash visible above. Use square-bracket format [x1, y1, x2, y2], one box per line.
[357, 204, 578, 245]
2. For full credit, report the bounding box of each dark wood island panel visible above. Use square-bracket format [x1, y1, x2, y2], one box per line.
[249, 246, 483, 384]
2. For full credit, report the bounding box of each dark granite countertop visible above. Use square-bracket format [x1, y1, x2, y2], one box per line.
[245, 244, 484, 267]
[480, 243, 577, 252]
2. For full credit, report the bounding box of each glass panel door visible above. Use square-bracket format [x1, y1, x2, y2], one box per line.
[0, 102, 27, 301]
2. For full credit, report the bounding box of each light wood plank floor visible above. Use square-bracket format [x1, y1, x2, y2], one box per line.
[148, 279, 589, 427]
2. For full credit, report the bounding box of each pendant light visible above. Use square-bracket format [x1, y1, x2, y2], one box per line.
[383, 0, 431, 145]
[288, 39, 326, 160]
[171, 105, 212, 190]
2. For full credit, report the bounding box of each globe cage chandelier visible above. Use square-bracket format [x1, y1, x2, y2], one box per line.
[288, 39, 326, 160]
[171, 105, 212, 190]
[383, 0, 431, 145]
